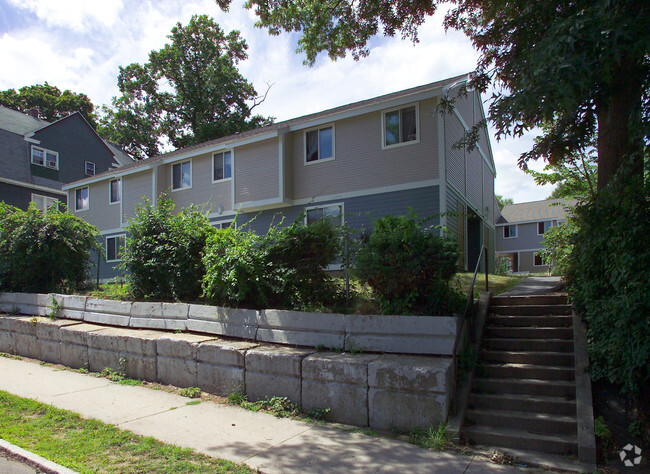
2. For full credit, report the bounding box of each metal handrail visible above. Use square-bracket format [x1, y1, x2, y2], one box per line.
[450, 244, 488, 416]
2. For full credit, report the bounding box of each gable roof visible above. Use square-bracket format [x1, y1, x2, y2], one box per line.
[0, 106, 49, 135]
[498, 199, 577, 224]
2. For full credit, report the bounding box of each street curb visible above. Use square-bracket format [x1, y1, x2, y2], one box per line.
[0, 439, 77, 474]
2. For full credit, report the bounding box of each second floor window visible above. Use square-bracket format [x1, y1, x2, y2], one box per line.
[31, 146, 59, 169]
[109, 179, 121, 204]
[503, 225, 517, 238]
[305, 126, 334, 163]
[537, 220, 554, 235]
[384, 105, 417, 147]
[75, 187, 89, 211]
[213, 151, 232, 181]
[172, 161, 191, 190]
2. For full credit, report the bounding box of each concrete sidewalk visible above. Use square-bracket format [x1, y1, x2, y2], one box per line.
[0, 357, 540, 473]
[499, 276, 564, 296]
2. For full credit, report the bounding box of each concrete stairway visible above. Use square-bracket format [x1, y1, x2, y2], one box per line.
[462, 294, 579, 456]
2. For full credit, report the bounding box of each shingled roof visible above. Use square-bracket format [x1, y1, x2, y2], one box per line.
[498, 199, 576, 224]
[0, 106, 49, 135]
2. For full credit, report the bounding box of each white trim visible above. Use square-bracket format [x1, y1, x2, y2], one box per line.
[105, 234, 126, 263]
[278, 133, 285, 201]
[303, 123, 335, 165]
[212, 150, 233, 183]
[24, 137, 40, 144]
[151, 167, 157, 208]
[497, 248, 544, 254]
[0, 177, 67, 196]
[74, 186, 89, 212]
[207, 210, 238, 219]
[109, 178, 121, 205]
[171, 159, 192, 192]
[236, 197, 291, 212]
[496, 218, 567, 227]
[437, 98, 447, 235]
[381, 102, 420, 150]
[62, 163, 156, 190]
[212, 219, 236, 230]
[30, 145, 59, 170]
[452, 108, 495, 175]
[99, 227, 127, 236]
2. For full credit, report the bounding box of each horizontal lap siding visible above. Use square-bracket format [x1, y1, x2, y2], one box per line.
[518, 251, 548, 274]
[235, 140, 279, 204]
[496, 222, 544, 252]
[123, 171, 152, 221]
[83, 180, 121, 230]
[291, 99, 439, 201]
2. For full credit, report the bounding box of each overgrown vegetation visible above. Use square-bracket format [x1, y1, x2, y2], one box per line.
[121, 196, 215, 301]
[227, 392, 330, 421]
[536, 217, 578, 276]
[354, 213, 462, 315]
[0, 390, 251, 473]
[566, 168, 649, 395]
[0, 203, 100, 293]
[409, 423, 450, 451]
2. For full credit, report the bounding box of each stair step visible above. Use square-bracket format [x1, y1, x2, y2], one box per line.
[491, 295, 568, 306]
[488, 314, 573, 328]
[469, 393, 576, 416]
[480, 350, 575, 367]
[484, 326, 573, 340]
[489, 304, 572, 316]
[483, 338, 574, 352]
[473, 377, 576, 398]
[465, 408, 577, 435]
[462, 424, 578, 455]
[476, 363, 575, 381]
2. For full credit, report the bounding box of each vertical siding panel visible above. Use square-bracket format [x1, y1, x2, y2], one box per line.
[235, 140, 279, 204]
[466, 147, 483, 212]
[445, 114, 465, 193]
[483, 160, 495, 224]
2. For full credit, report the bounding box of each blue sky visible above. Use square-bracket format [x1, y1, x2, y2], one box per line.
[0, 0, 554, 203]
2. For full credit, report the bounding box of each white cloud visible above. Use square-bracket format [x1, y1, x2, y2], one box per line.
[7, 0, 125, 31]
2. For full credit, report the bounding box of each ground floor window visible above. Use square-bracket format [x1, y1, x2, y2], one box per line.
[213, 220, 234, 229]
[31, 193, 59, 212]
[305, 203, 343, 226]
[533, 253, 544, 267]
[106, 235, 126, 262]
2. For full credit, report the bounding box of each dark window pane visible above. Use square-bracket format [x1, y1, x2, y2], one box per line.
[224, 151, 232, 178]
[401, 106, 417, 142]
[306, 130, 319, 162]
[385, 111, 400, 146]
[319, 127, 333, 159]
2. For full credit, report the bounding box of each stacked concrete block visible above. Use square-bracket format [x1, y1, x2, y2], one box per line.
[129, 302, 189, 332]
[34, 317, 81, 363]
[84, 298, 132, 327]
[257, 310, 346, 350]
[156, 333, 216, 388]
[245, 346, 315, 404]
[368, 355, 452, 431]
[58, 323, 104, 369]
[0, 293, 50, 317]
[0, 315, 21, 354]
[197, 339, 258, 396]
[345, 314, 458, 355]
[187, 305, 257, 339]
[302, 353, 379, 426]
[58, 294, 87, 320]
[2, 316, 40, 359]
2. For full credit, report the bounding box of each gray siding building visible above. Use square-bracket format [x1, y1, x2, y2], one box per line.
[63, 74, 498, 281]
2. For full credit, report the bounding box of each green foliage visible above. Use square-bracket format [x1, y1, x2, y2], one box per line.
[0, 82, 98, 127]
[179, 387, 202, 399]
[537, 216, 578, 276]
[525, 150, 597, 201]
[495, 256, 510, 276]
[410, 423, 449, 451]
[354, 213, 462, 315]
[0, 202, 100, 293]
[202, 216, 342, 310]
[566, 169, 650, 394]
[495, 195, 513, 211]
[121, 196, 215, 301]
[99, 15, 272, 159]
[48, 296, 62, 320]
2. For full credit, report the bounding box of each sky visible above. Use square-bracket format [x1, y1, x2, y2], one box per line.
[0, 0, 555, 203]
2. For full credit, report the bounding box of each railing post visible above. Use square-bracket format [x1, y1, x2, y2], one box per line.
[484, 246, 489, 292]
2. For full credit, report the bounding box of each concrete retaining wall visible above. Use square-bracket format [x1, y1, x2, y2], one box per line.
[0, 314, 452, 431]
[0, 292, 458, 355]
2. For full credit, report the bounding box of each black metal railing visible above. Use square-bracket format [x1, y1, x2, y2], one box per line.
[449, 244, 488, 416]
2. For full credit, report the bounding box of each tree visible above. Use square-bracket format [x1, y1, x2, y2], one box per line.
[526, 151, 597, 201]
[217, 0, 649, 190]
[495, 195, 513, 211]
[99, 15, 272, 159]
[0, 83, 98, 127]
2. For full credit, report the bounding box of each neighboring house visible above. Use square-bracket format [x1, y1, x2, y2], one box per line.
[0, 106, 133, 211]
[63, 73, 498, 281]
[495, 198, 576, 273]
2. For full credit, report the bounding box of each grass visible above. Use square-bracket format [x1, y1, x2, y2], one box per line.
[227, 393, 330, 422]
[0, 390, 251, 473]
[453, 272, 526, 298]
[81, 281, 133, 300]
[409, 423, 450, 451]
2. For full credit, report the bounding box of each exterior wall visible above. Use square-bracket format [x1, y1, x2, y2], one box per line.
[496, 221, 546, 252]
[515, 250, 549, 274]
[290, 98, 440, 201]
[444, 113, 466, 194]
[0, 181, 66, 209]
[123, 170, 153, 221]
[0, 129, 31, 183]
[235, 140, 279, 205]
[76, 180, 121, 231]
[466, 147, 483, 212]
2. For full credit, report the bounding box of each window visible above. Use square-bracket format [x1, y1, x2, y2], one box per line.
[75, 187, 89, 211]
[85, 161, 96, 176]
[31, 193, 58, 212]
[305, 203, 344, 269]
[106, 235, 126, 262]
[534, 254, 544, 267]
[305, 126, 334, 163]
[213, 151, 232, 181]
[383, 105, 418, 147]
[537, 220, 553, 235]
[109, 178, 121, 204]
[213, 220, 234, 229]
[172, 161, 191, 190]
[31, 146, 59, 169]
[503, 225, 517, 238]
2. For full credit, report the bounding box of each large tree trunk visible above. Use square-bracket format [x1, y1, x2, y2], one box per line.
[596, 55, 644, 191]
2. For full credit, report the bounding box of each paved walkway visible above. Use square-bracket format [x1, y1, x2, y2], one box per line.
[0, 357, 543, 473]
[499, 276, 564, 296]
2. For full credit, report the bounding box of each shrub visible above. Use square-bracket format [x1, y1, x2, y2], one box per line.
[566, 168, 650, 394]
[354, 213, 462, 315]
[537, 216, 578, 276]
[121, 196, 214, 301]
[0, 202, 100, 293]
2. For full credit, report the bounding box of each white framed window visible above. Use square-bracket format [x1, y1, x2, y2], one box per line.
[109, 178, 121, 204]
[75, 187, 89, 211]
[534, 254, 545, 267]
[106, 234, 126, 262]
[213, 220, 234, 230]
[382, 104, 419, 148]
[305, 202, 344, 226]
[503, 225, 517, 239]
[31, 146, 59, 170]
[31, 193, 58, 212]
[213, 151, 232, 182]
[85, 161, 96, 176]
[305, 125, 334, 164]
[537, 220, 554, 235]
[172, 160, 192, 190]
